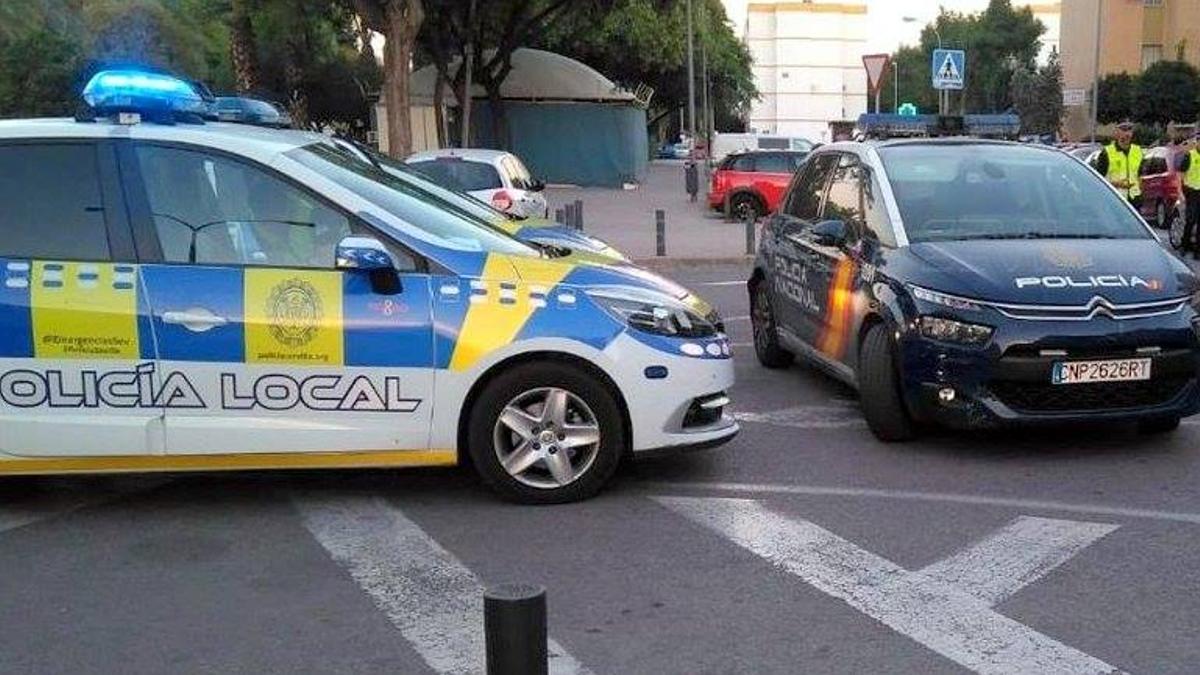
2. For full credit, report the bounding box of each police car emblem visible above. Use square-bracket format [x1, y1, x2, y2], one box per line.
[267, 279, 323, 347]
[1042, 246, 1093, 270]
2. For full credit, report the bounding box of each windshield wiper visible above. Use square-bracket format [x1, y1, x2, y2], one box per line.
[975, 232, 1120, 240]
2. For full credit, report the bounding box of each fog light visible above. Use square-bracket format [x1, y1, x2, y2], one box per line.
[938, 387, 957, 404]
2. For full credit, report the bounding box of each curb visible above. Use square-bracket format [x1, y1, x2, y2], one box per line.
[631, 255, 755, 271]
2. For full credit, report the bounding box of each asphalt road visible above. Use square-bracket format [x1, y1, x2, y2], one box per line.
[4, 262, 1200, 674]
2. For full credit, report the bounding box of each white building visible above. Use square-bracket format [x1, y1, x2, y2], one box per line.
[740, 0, 1061, 143]
[745, 1, 869, 142]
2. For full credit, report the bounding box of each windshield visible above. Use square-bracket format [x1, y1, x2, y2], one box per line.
[878, 144, 1152, 243]
[408, 158, 504, 191]
[287, 143, 537, 256]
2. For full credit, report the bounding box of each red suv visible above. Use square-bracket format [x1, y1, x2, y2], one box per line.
[709, 150, 808, 221]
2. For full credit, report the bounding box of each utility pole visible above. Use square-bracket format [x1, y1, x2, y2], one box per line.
[686, 0, 696, 155]
[701, 16, 711, 153]
[1090, 0, 1103, 142]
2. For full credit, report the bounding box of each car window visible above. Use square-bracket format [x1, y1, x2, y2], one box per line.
[409, 158, 503, 191]
[756, 153, 792, 173]
[289, 143, 537, 256]
[862, 169, 897, 248]
[352, 144, 512, 224]
[729, 154, 755, 171]
[821, 154, 864, 242]
[136, 145, 354, 268]
[783, 154, 838, 221]
[0, 143, 111, 261]
[216, 98, 242, 111]
[788, 153, 809, 171]
[506, 156, 534, 189]
[879, 144, 1152, 242]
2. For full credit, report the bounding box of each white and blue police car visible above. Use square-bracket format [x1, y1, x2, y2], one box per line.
[0, 71, 737, 503]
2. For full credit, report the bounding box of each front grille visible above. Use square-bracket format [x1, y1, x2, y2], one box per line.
[989, 377, 1191, 413]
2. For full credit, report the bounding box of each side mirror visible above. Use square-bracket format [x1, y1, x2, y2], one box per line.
[529, 178, 546, 192]
[811, 219, 847, 247]
[335, 236, 402, 295]
[336, 236, 394, 271]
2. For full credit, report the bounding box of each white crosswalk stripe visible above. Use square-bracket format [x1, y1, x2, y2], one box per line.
[918, 515, 1119, 606]
[657, 496, 1123, 675]
[294, 493, 591, 675]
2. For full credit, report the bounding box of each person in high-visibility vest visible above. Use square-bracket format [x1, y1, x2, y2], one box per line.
[1176, 132, 1200, 258]
[1092, 119, 1144, 209]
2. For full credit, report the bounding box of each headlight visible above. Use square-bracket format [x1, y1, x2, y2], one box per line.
[918, 316, 993, 345]
[910, 285, 983, 312]
[587, 287, 718, 338]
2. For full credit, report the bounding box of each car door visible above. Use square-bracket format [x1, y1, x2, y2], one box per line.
[126, 142, 435, 456]
[0, 140, 158, 457]
[767, 153, 838, 346]
[752, 152, 796, 213]
[806, 153, 867, 365]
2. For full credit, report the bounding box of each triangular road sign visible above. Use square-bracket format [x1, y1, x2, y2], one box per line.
[938, 53, 961, 81]
[862, 53, 891, 94]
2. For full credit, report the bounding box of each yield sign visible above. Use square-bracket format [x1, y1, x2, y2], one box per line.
[862, 53, 891, 94]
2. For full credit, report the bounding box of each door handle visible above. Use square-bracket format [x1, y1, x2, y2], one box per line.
[162, 308, 228, 333]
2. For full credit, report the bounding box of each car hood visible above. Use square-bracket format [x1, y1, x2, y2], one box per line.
[486, 254, 716, 319]
[513, 224, 629, 263]
[898, 239, 1196, 305]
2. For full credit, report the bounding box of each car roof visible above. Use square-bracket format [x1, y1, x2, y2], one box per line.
[408, 148, 510, 163]
[0, 117, 328, 162]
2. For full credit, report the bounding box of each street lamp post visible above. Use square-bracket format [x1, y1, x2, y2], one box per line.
[686, 0, 696, 157]
[901, 16, 945, 114]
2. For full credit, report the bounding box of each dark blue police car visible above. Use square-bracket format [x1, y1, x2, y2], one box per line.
[749, 138, 1200, 440]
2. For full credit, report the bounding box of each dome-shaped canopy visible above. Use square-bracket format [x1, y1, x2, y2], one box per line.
[410, 48, 635, 105]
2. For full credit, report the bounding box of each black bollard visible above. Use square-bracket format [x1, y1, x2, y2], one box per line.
[484, 583, 547, 675]
[744, 212, 756, 255]
[573, 199, 584, 231]
[655, 209, 666, 257]
[554, 208, 565, 225]
[563, 203, 575, 230]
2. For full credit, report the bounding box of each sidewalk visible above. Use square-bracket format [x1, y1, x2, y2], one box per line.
[544, 160, 753, 263]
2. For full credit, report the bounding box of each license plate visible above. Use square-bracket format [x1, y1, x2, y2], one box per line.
[1051, 358, 1152, 385]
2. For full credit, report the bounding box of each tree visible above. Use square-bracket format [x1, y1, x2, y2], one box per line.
[229, 0, 260, 92]
[351, 0, 425, 157]
[1011, 49, 1062, 135]
[537, 0, 755, 138]
[0, 27, 82, 118]
[889, 0, 1043, 115]
[417, 0, 584, 149]
[1134, 60, 1200, 125]
[1096, 72, 1136, 124]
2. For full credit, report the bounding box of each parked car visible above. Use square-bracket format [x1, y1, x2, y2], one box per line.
[1139, 145, 1185, 230]
[214, 96, 290, 128]
[406, 149, 549, 219]
[710, 133, 814, 162]
[1077, 145, 1183, 230]
[333, 139, 630, 265]
[708, 150, 809, 221]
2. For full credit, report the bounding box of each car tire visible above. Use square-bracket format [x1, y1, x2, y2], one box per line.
[858, 323, 917, 442]
[1168, 208, 1186, 250]
[730, 193, 763, 223]
[1137, 416, 1180, 434]
[466, 362, 624, 504]
[751, 279, 794, 369]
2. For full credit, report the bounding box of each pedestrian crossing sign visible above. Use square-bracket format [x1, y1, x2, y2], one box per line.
[932, 49, 965, 90]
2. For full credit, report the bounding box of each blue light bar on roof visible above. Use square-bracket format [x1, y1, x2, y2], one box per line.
[81, 70, 205, 117]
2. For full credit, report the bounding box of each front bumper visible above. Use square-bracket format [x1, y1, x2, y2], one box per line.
[602, 332, 739, 453]
[897, 317, 1200, 428]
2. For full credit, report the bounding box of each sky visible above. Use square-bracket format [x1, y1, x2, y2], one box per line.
[720, 0, 996, 53]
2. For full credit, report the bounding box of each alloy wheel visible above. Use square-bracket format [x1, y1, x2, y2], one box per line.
[492, 387, 601, 489]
